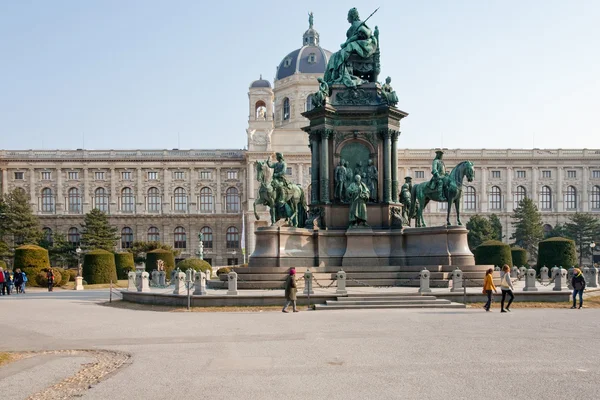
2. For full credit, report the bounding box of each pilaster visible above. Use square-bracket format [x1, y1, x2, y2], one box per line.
[583, 166, 589, 212]
[29, 168, 36, 211]
[557, 166, 563, 212]
[380, 129, 392, 203]
[110, 168, 117, 214]
[215, 167, 222, 213]
[1, 168, 7, 196]
[319, 129, 332, 204]
[480, 167, 488, 212]
[391, 131, 399, 202]
[83, 168, 90, 213]
[56, 167, 64, 213]
[309, 131, 320, 204]
[505, 166, 512, 212]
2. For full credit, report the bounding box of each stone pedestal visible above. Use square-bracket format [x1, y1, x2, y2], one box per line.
[139, 272, 150, 292]
[158, 271, 166, 286]
[227, 271, 238, 296]
[127, 272, 137, 291]
[194, 271, 207, 295]
[586, 266, 598, 288]
[151, 270, 159, 286]
[303, 271, 314, 295]
[518, 266, 527, 280]
[540, 266, 549, 284]
[451, 269, 463, 292]
[419, 269, 432, 293]
[173, 272, 186, 295]
[336, 270, 347, 295]
[342, 227, 379, 267]
[553, 268, 569, 291]
[511, 266, 519, 279]
[75, 276, 84, 291]
[523, 268, 538, 292]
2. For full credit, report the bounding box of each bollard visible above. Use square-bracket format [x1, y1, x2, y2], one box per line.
[550, 266, 558, 282]
[135, 270, 143, 290]
[553, 268, 568, 291]
[336, 270, 347, 295]
[227, 271, 238, 295]
[587, 266, 598, 288]
[127, 271, 137, 291]
[523, 268, 538, 292]
[172, 272, 186, 295]
[194, 271, 207, 295]
[567, 267, 574, 289]
[158, 270, 166, 286]
[494, 266, 500, 272]
[451, 269, 463, 292]
[75, 276, 84, 291]
[151, 270, 159, 286]
[540, 266, 549, 284]
[419, 269, 432, 293]
[518, 266, 527, 281]
[185, 269, 194, 284]
[511, 266, 519, 279]
[303, 271, 314, 295]
[139, 271, 150, 292]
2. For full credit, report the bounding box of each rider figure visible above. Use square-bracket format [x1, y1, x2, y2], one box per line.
[428, 150, 446, 201]
[266, 152, 290, 204]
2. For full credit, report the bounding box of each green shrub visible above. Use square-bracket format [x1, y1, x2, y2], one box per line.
[176, 258, 212, 276]
[474, 240, 513, 267]
[35, 269, 62, 287]
[53, 267, 70, 286]
[83, 249, 118, 284]
[216, 267, 231, 276]
[145, 249, 175, 276]
[510, 247, 528, 268]
[67, 269, 78, 282]
[537, 237, 577, 270]
[0, 260, 6, 270]
[13, 244, 50, 271]
[114, 252, 135, 279]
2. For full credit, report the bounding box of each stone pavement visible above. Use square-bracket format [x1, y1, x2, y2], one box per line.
[1, 290, 600, 400]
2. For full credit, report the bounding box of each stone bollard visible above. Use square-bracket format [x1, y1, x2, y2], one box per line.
[185, 269, 194, 286]
[139, 271, 150, 292]
[511, 266, 519, 279]
[303, 271, 314, 295]
[75, 276, 84, 291]
[451, 269, 463, 292]
[227, 271, 238, 296]
[135, 270, 142, 290]
[170, 269, 177, 285]
[523, 268, 538, 292]
[553, 268, 568, 291]
[587, 266, 598, 288]
[336, 270, 347, 295]
[518, 266, 527, 281]
[172, 272, 186, 295]
[567, 267, 574, 289]
[419, 269, 432, 293]
[550, 266, 558, 281]
[158, 271, 166, 286]
[151, 270, 159, 286]
[540, 266, 549, 284]
[194, 271, 207, 295]
[127, 271, 137, 291]
[494, 266, 500, 272]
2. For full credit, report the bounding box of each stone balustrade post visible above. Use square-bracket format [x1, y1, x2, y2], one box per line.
[419, 269, 432, 293]
[158, 271, 166, 286]
[553, 268, 568, 291]
[173, 272, 186, 295]
[127, 272, 137, 291]
[550, 267, 558, 281]
[151, 270, 159, 286]
[139, 272, 150, 292]
[523, 269, 538, 292]
[511, 266, 519, 279]
[194, 271, 207, 295]
[518, 266, 527, 281]
[336, 270, 347, 295]
[451, 269, 463, 292]
[586, 266, 598, 288]
[227, 271, 238, 295]
[135, 271, 142, 290]
[303, 271, 314, 295]
[540, 266, 549, 284]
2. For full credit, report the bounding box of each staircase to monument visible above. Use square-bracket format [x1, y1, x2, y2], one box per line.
[314, 293, 465, 310]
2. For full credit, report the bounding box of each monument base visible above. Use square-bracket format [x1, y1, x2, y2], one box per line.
[75, 276, 84, 291]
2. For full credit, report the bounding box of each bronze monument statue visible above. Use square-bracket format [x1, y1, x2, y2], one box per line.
[381, 76, 398, 106]
[347, 174, 370, 227]
[428, 150, 447, 201]
[334, 159, 347, 201]
[366, 159, 378, 202]
[400, 176, 412, 226]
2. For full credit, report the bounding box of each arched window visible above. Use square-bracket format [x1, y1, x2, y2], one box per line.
[306, 95, 314, 112]
[174, 187, 187, 212]
[226, 187, 240, 213]
[68, 227, 80, 247]
[94, 188, 108, 212]
[121, 227, 133, 249]
[543, 224, 553, 238]
[255, 100, 266, 119]
[489, 186, 502, 210]
[147, 187, 160, 212]
[438, 202, 447, 211]
[174, 226, 186, 249]
[121, 187, 134, 212]
[282, 97, 290, 121]
[199, 187, 213, 213]
[591, 186, 600, 210]
[464, 186, 476, 210]
[226, 226, 239, 249]
[41, 188, 55, 213]
[42, 227, 53, 246]
[565, 186, 577, 210]
[514, 186, 527, 208]
[541, 186, 552, 210]
[68, 187, 81, 213]
[200, 226, 213, 249]
[147, 226, 160, 242]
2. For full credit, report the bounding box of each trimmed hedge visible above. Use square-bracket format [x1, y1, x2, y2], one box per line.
[511, 247, 528, 268]
[216, 267, 231, 276]
[474, 240, 513, 267]
[35, 269, 62, 287]
[14, 245, 50, 271]
[83, 249, 118, 284]
[114, 252, 135, 280]
[145, 249, 175, 276]
[52, 267, 70, 286]
[67, 269, 78, 282]
[0, 260, 6, 270]
[176, 258, 212, 276]
[537, 237, 577, 269]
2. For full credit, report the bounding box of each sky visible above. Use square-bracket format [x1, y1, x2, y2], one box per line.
[1, 0, 599, 150]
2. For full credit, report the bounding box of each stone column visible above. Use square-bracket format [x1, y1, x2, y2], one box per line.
[188, 167, 196, 214]
[480, 167, 488, 212]
[215, 167, 222, 213]
[310, 133, 320, 204]
[557, 167, 563, 212]
[531, 166, 538, 205]
[110, 167, 117, 214]
[319, 130, 330, 203]
[248, 161, 255, 201]
[56, 167, 63, 213]
[298, 163, 304, 189]
[583, 166, 589, 212]
[382, 130, 392, 203]
[162, 167, 171, 213]
[391, 131, 399, 203]
[136, 167, 143, 213]
[1, 168, 7, 196]
[505, 167, 512, 212]
[29, 168, 37, 211]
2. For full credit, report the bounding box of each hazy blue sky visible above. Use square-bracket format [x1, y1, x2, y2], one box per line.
[1, 0, 598, 150]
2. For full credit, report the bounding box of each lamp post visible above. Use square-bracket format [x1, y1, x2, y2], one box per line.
[590, 242, 597, 266]
[76, 247, 82, 276]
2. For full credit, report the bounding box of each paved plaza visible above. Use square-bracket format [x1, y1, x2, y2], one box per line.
[1, 290, 600, 400]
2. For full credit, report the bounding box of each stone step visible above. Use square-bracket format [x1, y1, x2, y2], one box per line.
[314, 302, 465, 310]
[335, 295, 437, 301]
[326, 299, 452, 306]
[233, 265, 495, 274]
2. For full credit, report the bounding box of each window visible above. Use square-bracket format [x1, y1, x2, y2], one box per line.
[591, 186, 600, 209]
[415, 171, 425, 179]
[121, 227, 133, 249]
[14, 171, 24, 180]
[489, 186, 502, 210]
[199, 187, 213, 213]
[68, 227, 80, 247]
[226, 187, 240, 213]
[226, 226, 239, 249]
[42, 228, 53, 247]
[283, 57, 292, 67]
[68, 187, 81, 213]
[307, 52, 316, 64]
[94, 188, 108, 212]
[438, 202, 447, 211]
[68, 171, 79, 180]
[593, 170, 600, 179]
[95, 171, 105, 180]
[200, 226, 213, 248]
[121, 187, 134, 212]
[541, 186, 552, 210]
[173, 171, 185, 180]
[200, 171, 212, 180]
[121, 171, 132, 180]
[491, 171, 501, 179]
[41, 171, 51, 180]
[283, 97, 290, 121]
[306, 95, 314, 112]
[227, 258, 239, 266]
[148, 171, 158, 180]
[174, 187, 187, 211]
[516, 170, 526, 179]
[565, 186, 577, 210]
[227, 170, 238, 180]
[174, 227, 186, 249]
[543, 224, 553, 238]
[204, 258, 212, 266]
[41, 188, 55, 213]
[515, 186, 527, 208]
[286, 167, 292, 175]
[147, 227, 160, 242]
[147, 187, 160, 212]
[567, 170, 576, 179]
[542, 170, 551, 178]
[464, 186, 476, 210]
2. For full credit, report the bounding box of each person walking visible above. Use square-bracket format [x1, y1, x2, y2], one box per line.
[0, 267, 5, 296]
[500, 264, 515, 313]
[3, 269, 12, 295]
[13, 269, 23, 294]
[20, 271, 27, 294]
[282, 268, 298, 313]
[46, 267, 55, 292]
[571, 268, 586, 309]
[482, 268, 497, 312]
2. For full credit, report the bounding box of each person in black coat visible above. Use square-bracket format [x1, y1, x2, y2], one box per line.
[571, 268, 586, 309]
[13, 269, 23, 294]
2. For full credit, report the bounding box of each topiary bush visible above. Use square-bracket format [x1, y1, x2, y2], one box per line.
[35, 269, 62, 288]
[14, 244, 50, 271]
[0, 260, 6, 270]
[145, 249, 175, 276]
[53, 267, 70, 286]
[511, 247, 528, 268]
[176, 258, 212, 276]
[474, 240, 513, 267]
[83, 249, 118, 284]
[216, 267, 231, 276]
[537, 237, 577, 270]
[67, 269, 78, 282]
[114, 252, 135, 280]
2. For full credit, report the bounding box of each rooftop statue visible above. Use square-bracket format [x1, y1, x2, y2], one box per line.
[381, 76, 399, 107]
[308, 11, 314, 29]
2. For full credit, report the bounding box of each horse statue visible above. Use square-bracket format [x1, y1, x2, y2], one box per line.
[253, 160, 307, 227]
[409, 160, 474, 227]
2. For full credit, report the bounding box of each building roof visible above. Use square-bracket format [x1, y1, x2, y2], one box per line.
[250, 75, 271, 89]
